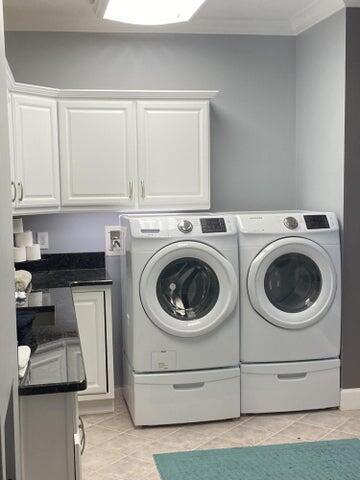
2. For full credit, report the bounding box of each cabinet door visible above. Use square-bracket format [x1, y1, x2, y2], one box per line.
[59, 100, 137, 207]
[12, 93, 60, 208]
[73, 291, 107, 396]
[8, 92, 16, 207]
[137, 100, 210, 210]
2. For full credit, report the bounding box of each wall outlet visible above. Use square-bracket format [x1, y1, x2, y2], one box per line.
[105, 226, 126, 256]
[37, 232, 49, 250]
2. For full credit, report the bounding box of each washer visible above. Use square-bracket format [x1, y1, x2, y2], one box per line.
[120, 214, 240, 425]
[235, 211, 341, 413]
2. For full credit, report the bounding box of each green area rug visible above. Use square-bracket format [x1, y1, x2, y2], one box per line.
[154, 439, 360, 479]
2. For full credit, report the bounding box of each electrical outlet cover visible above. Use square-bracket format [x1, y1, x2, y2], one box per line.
[37, 232, 49, 250]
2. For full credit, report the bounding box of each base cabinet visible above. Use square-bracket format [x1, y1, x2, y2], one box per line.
[20, 393, 82, 480]
[72, 286, 115, 414]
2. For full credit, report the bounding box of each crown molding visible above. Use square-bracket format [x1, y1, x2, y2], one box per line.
[4, 0, 355, 36]
[344, 0, 360, 6]
[291, 0, 345, 35]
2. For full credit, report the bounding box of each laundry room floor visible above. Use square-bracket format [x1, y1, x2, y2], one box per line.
[82, 388, 360, 480]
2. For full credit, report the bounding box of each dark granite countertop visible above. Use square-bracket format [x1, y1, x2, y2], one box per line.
[31, 267, 112, 290]
[17, 288, 87, 396]
[15, 252, 113, 396]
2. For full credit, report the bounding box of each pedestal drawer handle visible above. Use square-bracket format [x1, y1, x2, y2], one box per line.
[173, 382, 205, 390]
[277, 373, 307, 381]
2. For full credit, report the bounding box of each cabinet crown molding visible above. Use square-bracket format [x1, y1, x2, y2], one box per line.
[6, 60, 218, 100]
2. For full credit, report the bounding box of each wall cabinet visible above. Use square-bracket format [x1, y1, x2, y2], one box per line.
[72, 286, 114, 414]
[7, 68, 216, 213]
[137, 101, 210, 209]
[59, 100, 137, 207]
[11, 93, 60, 209]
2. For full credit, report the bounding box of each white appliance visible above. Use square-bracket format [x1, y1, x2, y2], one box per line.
[120, 214, 240, 425]
[235, 211, 341, 413]
[237, 212, 341, 413]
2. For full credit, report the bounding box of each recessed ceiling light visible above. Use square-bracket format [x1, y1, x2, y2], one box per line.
[102, 0, 207, 26]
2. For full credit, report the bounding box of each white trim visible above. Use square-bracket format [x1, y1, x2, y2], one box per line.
[9, 82, 59, 97]
[291, 0, 345, 35]
[5, 59, 15, 88]
[4, 1, 354, 36]
[58, 89, 218, 100]
[340, 388, 360, 410]
[344, 0, 360, 6]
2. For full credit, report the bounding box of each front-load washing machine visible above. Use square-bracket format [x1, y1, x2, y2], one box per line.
[120, 214, 240, 425]
[235, 211, 341, 413]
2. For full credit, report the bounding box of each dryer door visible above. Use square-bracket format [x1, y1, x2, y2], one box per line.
[248, 237, 337, 329]
[140, 241, 238, 337]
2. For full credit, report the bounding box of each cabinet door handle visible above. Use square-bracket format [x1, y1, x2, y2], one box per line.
[79, 416, 86, 455]
[18, 182, 24, 202]
[141, 179, 145, 199]
[11, 181, 16, 202]
[129, 180, 134, 200]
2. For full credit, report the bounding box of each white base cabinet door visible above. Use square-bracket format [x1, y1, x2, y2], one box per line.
[73, 290, 107, 396]
[137, 100, 210, 210]
[11, 93, 60, 209]
[20, 393, 80, 480]
[73, 286, 115, 414]
[59, 100, 137, 207]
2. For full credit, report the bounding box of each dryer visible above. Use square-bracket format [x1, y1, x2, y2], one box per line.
[120, 214, 240, 425]
[235, 211, 341, 413]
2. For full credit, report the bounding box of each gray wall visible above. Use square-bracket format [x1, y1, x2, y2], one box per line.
[295, 9, 346, 224]
[6, 32, 297, 384]
[0, 2, 19, 477]
[342, 8, 360, 389]
[5, 32, 297, 212]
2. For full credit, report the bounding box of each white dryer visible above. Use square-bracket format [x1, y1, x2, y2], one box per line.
[235, 211, 341, 413]
[120, 214, 240, 425]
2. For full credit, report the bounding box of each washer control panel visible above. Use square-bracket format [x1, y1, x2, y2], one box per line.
[304, 214, 330, 230]
[200, 217, 227, 233]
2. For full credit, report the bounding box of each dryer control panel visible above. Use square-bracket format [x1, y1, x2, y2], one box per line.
[304, 215, 330, 230]
[237, 212, 338, 234]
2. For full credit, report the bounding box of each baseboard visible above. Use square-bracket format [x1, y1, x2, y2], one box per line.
[340, 388, 360, 410]
[78, 398, 115, 415]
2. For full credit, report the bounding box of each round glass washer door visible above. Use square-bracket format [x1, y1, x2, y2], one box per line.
[140, 241, 238, 337]
[248, 237, 337, 329]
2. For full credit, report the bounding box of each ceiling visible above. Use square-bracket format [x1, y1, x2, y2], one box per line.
[3, 0, 358, 35]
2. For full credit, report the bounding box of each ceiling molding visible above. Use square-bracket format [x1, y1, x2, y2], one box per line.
[290, 0, 345, 35]
[4, 0, 354, 36]
[344, 0, 360, 6]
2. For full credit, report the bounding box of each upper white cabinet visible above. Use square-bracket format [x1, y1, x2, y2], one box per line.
[11, 93, 60, 209]
[59, 100, 137, 207]
[6, 62, 216, 214]
[137, 101, 210, 210]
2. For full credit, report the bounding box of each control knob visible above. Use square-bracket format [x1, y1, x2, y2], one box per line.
[178, 220, 193, 233]
[283, 216, 299, 230]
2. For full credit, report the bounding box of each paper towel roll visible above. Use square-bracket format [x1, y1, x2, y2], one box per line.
[13, 218, 23, 234]
[26, 244, 41, 261]
[14, 247, 26, 263]
[15, 231, 33, 248]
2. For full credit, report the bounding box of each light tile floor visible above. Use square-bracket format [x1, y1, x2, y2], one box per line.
[82, 388, 360, 480]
